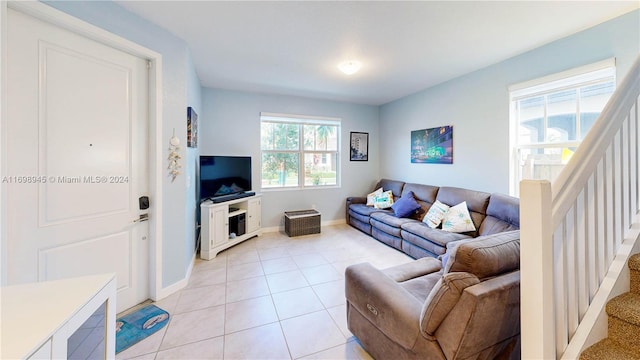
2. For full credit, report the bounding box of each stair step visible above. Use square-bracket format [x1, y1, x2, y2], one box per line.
[607, 292, 640, 327]
[629, 253, 640, 271]
[630, 254, 640, 294]
[606, 293, 640, 352]
[580, 338, 640, 360]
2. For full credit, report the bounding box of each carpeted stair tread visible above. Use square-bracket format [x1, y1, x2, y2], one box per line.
[629, 253, 640, 271]
[606, 292, 640, 326]
[580, 338, 640, 360]
[630, 254, 640, 294]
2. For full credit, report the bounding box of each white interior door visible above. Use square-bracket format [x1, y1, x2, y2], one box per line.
[6, 8, 150, 312]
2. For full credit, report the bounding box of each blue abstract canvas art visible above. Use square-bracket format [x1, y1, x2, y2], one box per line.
[411, 126, 453, 164]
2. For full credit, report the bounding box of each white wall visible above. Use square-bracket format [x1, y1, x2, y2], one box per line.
[200, 88, 379, 228]
[379, 9, 640, 195]
[44, 1, 202, 288]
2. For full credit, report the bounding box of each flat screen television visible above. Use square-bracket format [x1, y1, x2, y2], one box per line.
[199, 155, 252, 202]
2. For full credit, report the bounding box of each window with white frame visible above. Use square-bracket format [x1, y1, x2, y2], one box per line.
[509, 59, 616, 195]
[260, 113, 340, 189]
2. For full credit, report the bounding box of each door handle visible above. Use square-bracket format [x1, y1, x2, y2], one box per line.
[133, 213, 149, 223]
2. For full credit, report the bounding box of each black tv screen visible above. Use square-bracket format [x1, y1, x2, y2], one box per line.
[199, 156, 252, 201]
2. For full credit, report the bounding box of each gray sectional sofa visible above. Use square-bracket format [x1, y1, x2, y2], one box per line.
[346, 179, 520, 258]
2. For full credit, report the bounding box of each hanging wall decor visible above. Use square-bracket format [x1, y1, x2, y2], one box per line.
[187, 107, 198, 148]
[410, 125, 453, 164]
[168, 129, 181, 182]
[350, 132, 369, 161]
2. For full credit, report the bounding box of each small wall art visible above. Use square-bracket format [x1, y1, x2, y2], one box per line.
[411, 125, 453, 164]
[187, 107, 198, 148]
[350, 132, 369, 161]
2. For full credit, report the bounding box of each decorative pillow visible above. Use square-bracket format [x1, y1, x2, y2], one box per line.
[423, 200, 450, 228]
[391, 191, 421, 218]
[442, 201, 476, 233]
[373, 190, 394, 209]
[366, 187, 383, 206]
[420, 272, 480, 336]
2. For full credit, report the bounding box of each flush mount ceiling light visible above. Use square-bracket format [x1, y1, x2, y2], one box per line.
[338, 60, 362, 75]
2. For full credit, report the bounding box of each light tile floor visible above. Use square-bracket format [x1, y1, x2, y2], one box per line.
[117, 224, 413, 360]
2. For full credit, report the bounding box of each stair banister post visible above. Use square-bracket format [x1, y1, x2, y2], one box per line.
[521, 180, 556, 359]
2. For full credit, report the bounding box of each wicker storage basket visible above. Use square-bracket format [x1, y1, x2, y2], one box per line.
[284, 210, 321, 237]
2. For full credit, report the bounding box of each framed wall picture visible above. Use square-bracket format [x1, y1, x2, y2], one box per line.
[411, 125, 453, 164]
[187, 107, 198, 148]
[350, 132, 369, 161]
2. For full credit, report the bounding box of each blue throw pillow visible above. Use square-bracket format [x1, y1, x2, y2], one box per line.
[391, 191, 421, 218]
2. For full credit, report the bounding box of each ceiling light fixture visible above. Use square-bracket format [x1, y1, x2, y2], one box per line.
[338, 60, 362, 75]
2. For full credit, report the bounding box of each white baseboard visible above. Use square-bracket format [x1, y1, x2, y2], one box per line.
[152, 251, 196, 301]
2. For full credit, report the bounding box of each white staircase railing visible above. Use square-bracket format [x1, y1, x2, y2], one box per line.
[521, 56, 640, 359]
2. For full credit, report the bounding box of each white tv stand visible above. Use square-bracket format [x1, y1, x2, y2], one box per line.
[200, 194, 262, 260]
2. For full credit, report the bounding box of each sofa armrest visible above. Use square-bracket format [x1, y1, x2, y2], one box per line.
[345, 262, 423, 350]
[346, 196, 367, 223]
[347, 196, 367, 205]
[435, 271, 521, 360]
[382, 257, 442, 282]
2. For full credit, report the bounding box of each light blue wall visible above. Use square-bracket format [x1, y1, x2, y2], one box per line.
[185, 51, 201, 268]
[379, 9, 640, 195]
[44, 1, 202, 287]
[200, 88, 379, 228]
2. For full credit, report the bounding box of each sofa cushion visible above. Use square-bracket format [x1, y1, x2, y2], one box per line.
[402, 183, 439, 219]
[478, 193, 520, 236]
[403, 183, 439, 204]
[399, 272, 443, 304]
[423, 200, 450, 228]
[391, 191, 422, 218]
[420, 272, 480, 336]
[401, 222, 473, 248]
[349, 203, 387, 218]
[442, 201, 476, 233]
[436, 187, 490, 237]
[366, 187, 383, 206]
[370, 212, 415, 237]
[377, 179, 406, 199]
[382, 257, 442, 282]
[444, 230, 520, 279]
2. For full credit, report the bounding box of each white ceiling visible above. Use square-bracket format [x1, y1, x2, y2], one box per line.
[116, 1, 639, 105]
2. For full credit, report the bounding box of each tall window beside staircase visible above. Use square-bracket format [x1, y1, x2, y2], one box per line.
[509, 59, 616, 195]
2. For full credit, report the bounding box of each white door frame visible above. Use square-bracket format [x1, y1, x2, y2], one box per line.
[0, 1, 164, 301]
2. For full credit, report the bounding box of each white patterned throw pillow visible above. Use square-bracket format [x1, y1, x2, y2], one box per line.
[442, 201, 476, 233]
[423, 200, 450, 228]
[366, 187, 383, 206]
[373, 190, 394, 209]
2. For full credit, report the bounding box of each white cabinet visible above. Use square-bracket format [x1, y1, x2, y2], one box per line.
[1, 274, 117, 360]
[211, 206, 229, 248]
[200, 194, 262, 260]
[247, 197, 261, 233]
